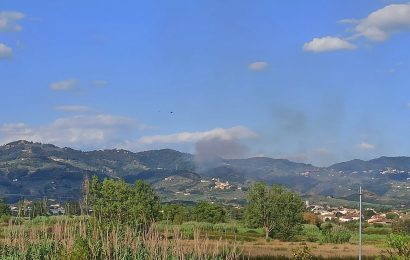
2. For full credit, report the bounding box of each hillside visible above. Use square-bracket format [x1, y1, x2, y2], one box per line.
[1, 140, 410, 207]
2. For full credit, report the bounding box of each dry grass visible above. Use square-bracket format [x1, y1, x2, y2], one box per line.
[235, 239, 383, 258]
[0, 217, 242, 259]
[0, 217, 387, 259]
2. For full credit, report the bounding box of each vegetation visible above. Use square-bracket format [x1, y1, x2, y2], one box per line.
[245, 182, 304, 240]
[89, 176, 161, 226]
[383, 234, 410, 259]
[0, 176, 408, 259]
[392, 218, 410, 235]
[319, 223, 352, 244]
[0, 198, 11, 217]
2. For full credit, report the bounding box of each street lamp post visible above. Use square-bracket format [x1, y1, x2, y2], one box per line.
[359, 185, 362, 260]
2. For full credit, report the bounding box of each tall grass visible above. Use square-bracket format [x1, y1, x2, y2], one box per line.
[0, 216, 242, 259]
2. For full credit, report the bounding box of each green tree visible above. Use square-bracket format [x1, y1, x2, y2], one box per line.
[162, 204, 187, 224]
[386, 212, 400, 220]
[245, 182, 304, 240]
[30, 199, 48, 217]
[192, 201, 226, 224]
[89, 177, 160, 226]
[131, 180, 161, 225]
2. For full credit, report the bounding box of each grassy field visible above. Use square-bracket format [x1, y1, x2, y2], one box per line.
[0, 216, 392, 259]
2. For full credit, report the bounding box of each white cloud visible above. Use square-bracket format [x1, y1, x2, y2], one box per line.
[94, 80, 108, 87]
[54, 105, 91, 113]
[49, 79, 78, 91]
[358, 142, 376, 150]
[303, 36, 356, 52]
[0, 11, 24, 32]
[355, 3, 410, 41]
[338, 18, 359, 24]
[137, 126, 257, 145]
[0, 43, 12, 59]
[0, 115, 147, 148]
[248, 61, 268, 71]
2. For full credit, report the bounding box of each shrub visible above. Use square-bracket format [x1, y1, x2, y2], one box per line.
[384, 234, 410, 258]
[303, 225, 322, 242]
[321, 224, 351, 244]
[392, 218, 410, 235]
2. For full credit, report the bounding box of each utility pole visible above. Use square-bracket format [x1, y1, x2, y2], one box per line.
[359, 185, 362, 260]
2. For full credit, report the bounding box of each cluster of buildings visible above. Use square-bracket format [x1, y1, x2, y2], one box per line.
[212, 178, 232, 190]
[9, 201, 66, 216]
[307, 202, 406, 225]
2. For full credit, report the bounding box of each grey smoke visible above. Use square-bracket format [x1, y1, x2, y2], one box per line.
[194, 138, 249, 169]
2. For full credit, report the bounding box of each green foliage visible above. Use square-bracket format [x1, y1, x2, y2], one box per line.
[89, 176, 160, 226]
[245, 182, 304, 240]
[70, 238, 91, 260]
[192, 201, 226, 224]
[393, 218, 410, 235]
[0, 198, 11, 217]
[384, 234, 410, 259]
[303, 225, 322, 242]
[320, 223, 351, 244]
[63, 201, 82, 216]
[363, 209, 376, 220]
[342, 220, 369, 231]
[0, 242, 60, 259]
[162, 204, 188, 224]
[29, 199, 49, 217]
[363, 226, 391, 235]
[386, 212, 400, 220]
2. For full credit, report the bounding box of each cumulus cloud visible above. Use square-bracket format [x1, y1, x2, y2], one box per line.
[49, 79, 78, 91]
[54, 105, 91, 113]
[248, 61, 268, 71]
[358, 142, 376, 150]
[303, 37, 356, 52]
[355, 3, 410, 41]
[0, 11, 24, 32]
[138, 126, 256, 145]
[0, 43, 12, 59]
[0, 115, 147, 149]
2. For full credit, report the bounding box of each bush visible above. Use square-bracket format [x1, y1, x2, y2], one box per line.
[303, 225, 322, 242]
[363, 226, 391, 235]
[320, 224, 351, 244]
[392, 218, 410, 235]
[70, 238, 91, 260]
[192, 202, 226, 224]
[384, 234, 410, 258]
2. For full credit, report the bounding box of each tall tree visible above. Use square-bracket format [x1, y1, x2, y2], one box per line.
[245, 182, 304, 240]
[192, 201, 226, 223]
[131, 180, 161, 225]
[88, 177, 160, 226]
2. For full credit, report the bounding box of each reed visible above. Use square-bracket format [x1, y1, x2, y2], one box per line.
[0, 216, 242, 259]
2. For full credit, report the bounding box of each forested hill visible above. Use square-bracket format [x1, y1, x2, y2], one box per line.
[1, 140, 410, 206]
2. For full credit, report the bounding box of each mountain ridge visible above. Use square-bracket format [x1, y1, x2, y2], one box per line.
[1, 140, 410, 206]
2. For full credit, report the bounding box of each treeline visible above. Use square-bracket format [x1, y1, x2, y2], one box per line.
[84, 177, 306, 240]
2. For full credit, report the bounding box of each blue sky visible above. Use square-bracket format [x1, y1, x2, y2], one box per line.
[1, 0, 410, 166]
